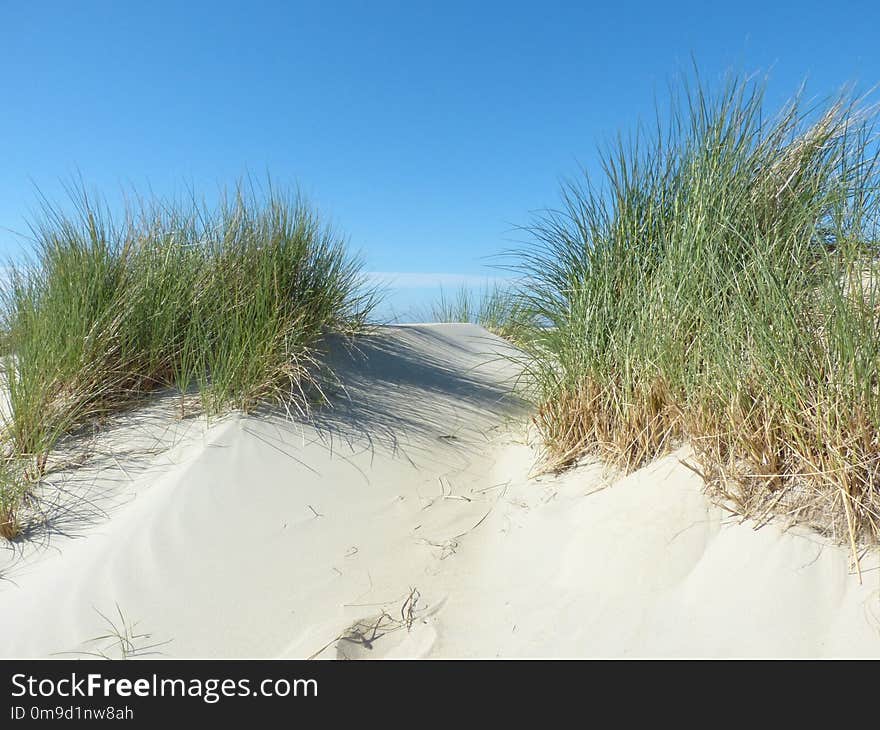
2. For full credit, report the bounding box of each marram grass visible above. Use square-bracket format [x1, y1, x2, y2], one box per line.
[514, 73, 880, 558]
[429, 283, 533, 344]
[0, 181, 377, 538]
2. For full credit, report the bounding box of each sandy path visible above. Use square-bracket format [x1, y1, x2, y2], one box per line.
[1, 323, 878, 658]
[0, 324, 525, 657]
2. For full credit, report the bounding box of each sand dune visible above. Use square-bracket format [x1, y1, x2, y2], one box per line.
[1, 324, 878, 658]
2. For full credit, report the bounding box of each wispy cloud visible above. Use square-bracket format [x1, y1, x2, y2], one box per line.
[364, 271, 511, 289]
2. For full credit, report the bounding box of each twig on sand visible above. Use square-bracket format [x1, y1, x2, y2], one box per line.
[453, 482, 509, 540]
[473, 480, 511, 494]
[400, 587, 420, 630]
[417, 537, 459, 559]
[417, 480, 510, 559]
[308, 587, 422, 660]
[54, 604, 171, 660]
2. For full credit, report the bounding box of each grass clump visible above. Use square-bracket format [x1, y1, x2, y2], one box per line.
[0, 463, 25, 540]
[430, 283, 532, 342]
[515, 71, 880, 553]
[0, 180, 377, 534]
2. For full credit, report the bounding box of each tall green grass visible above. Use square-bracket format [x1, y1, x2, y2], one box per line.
[0, 181, 377, 538]
[515, 73, 880, 553]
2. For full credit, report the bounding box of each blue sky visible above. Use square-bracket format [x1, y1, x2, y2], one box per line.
[1, 1, 878, 319]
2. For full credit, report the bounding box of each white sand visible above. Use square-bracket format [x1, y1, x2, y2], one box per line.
[1, 323, 878, 658]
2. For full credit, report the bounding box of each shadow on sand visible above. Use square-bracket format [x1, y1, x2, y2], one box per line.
[0, 324, 527, 578]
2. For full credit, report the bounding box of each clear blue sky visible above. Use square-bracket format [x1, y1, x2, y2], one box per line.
[1, 1, 878, 318]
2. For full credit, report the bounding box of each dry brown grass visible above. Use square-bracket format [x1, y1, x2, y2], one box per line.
[0, 507, 20, 541]
[532, 377, 683, 473]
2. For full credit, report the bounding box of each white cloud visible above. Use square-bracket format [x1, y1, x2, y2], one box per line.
[364, 271, 511, 289]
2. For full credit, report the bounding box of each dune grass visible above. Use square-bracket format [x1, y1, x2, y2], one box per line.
[430, 283, 532, 342]
[0, 181, 377, 538]
[514, 73, 880, 554]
